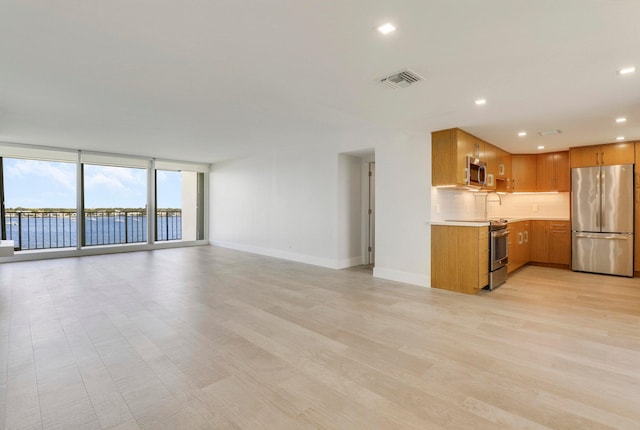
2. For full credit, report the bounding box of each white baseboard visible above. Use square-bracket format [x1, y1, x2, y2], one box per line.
[336, 256, 364, 269]
[212, 240, 342, 269]
[373, 266, 430, 288]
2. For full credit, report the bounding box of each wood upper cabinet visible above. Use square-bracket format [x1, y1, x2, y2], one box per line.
[530, 220, 570, 265]
[635, 142, 640, 187]
[511, 154, 537, 192]
[570, 142, 634, 168]
[536, 151, 570, 192]
[495, 148, 513, 192]
[555, 151, 570, 191]
[432, 128, 485, 186]
[431, 225, 488, 294]
[483, 142, 497, 190]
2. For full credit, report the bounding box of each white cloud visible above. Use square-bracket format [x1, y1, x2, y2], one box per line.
[5, 159, 76, 191]
[84, 165, 146, 191]
[83, 165, 147, 207]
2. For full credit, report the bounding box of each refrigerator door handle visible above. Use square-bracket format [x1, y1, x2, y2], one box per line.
[575, 234, 629, 240]
[595, 170, 600, 228]
[601, 169, 605, 228]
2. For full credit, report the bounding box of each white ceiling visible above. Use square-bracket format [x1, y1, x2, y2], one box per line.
[2, 0, 640, 163]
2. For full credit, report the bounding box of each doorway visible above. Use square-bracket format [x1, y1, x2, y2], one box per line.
[337, 150, 375, 269]
[367, 162, 375, 266]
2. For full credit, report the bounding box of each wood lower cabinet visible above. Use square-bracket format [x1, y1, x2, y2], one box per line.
[635, 188, 640, 275]
[530, 220, 571, 265]
[549, 223, 571, 265]
[508, 219, 569, 272]
[530, 220, 548, 262]
[507, 221, 529, 273]
[431, 225, 488, 294]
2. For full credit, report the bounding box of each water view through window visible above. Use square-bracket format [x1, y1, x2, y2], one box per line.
[83, 164, 148, 245]
[2, 158, 188, 250]
[3, 158, 77, 249]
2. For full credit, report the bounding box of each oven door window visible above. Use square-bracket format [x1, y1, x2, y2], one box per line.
[491, 231, 509, 270]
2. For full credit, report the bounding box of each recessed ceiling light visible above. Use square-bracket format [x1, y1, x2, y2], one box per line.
[377, 23, 396, 35]
[537, 145, 545, 150]
[616, 136, 625, 141]
[616, 117, 627, 123]
[475, 99, 487, 106]
[618, 66, 636, 75]
[517, 131, 527, 137]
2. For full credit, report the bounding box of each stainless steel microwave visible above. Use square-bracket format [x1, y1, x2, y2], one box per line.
[466, 156, 487, 187]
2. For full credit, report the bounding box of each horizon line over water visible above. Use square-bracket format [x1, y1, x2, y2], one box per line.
[4, 207, 181, 212]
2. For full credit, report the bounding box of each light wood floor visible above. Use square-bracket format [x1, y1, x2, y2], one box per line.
[1, 247, 639, 430]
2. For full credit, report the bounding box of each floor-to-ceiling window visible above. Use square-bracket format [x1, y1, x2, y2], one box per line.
[0, 146, 77, 250]
[82, 161, 148, 246]
[155, 161, 206, 242]
[0, 144, 208, 254]
[155, 169, 182, 241]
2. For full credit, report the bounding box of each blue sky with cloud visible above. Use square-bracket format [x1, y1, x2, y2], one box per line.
[3, 158, 181, 209]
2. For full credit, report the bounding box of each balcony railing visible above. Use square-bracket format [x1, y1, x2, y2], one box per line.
[156, 210, 182, 242]
[4, 209, 182, 250]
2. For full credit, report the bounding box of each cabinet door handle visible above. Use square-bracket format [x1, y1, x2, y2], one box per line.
[595, 151, 599, 165]
[518, 232, 523, 244]
[601, 151, 604, 165]
[524, 231, 528, 243]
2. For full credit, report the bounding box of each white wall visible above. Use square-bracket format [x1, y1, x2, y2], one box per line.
[210, 130, 431, 287]
[337, 154, 363, 268]
[372, 132, 431, 287]
[210, 145, 339, 268]
[181, 171, 197, 241]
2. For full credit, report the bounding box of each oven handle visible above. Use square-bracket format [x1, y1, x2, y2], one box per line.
[491, 230, 509, 238]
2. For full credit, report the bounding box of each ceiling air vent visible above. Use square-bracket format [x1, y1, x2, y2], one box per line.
[539, 129, 562, 136]
[380, 68, 424, 89]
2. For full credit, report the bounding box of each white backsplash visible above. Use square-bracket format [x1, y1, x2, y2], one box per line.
[431, 188, 570, 221]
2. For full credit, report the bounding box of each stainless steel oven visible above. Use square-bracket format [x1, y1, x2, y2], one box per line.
[489, 220, 508, 290]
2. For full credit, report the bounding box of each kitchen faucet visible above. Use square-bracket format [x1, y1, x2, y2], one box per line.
[484, 191, 502, 220]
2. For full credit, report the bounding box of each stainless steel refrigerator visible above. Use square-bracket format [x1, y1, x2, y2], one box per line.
[571, 164, 634, 277]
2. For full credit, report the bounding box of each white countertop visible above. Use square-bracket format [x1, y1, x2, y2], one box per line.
[504, 217, 570, 222]
[431, 220, 490, 227]
[430, 217, 570, 227]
